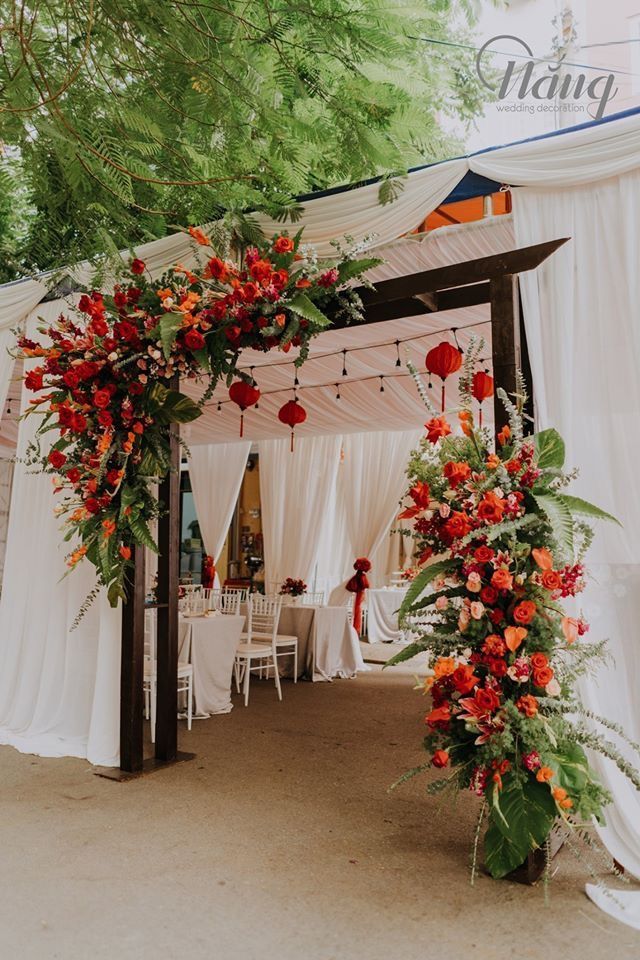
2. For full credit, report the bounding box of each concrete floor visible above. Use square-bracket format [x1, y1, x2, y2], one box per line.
[2, 665, 639, 960]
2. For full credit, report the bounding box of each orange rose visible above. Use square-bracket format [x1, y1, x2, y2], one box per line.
[530, 652, 548, 670]
[536, 765, 554, 782]
[516, 693, 538, 717]
[533, 665, 554, 687]
[443, 461, 472, 489]
[433, 657, 456, 680]
[504, 626, 528, 652]
[486, 454, 501, 469]
[451, 663, 480, 695]
[541, 569, 563, 591]
[532, 547, 554, 570]
[513, 600, 536, 625]
[273, 235, 294, 253]
[444, 511, 472, 540]
[491, 568, 513, 591]
[425, 416, 451, 444]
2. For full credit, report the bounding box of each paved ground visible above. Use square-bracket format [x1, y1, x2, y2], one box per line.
[2, 664, 639, 959]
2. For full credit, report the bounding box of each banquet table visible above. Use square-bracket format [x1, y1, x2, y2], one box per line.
[178, 613, 244, 715]
[269, 604, 365, 681]
[366, 587, 408, 643]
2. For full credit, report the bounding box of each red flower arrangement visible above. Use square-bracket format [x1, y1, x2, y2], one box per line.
[18, 229, 379, 608]
[388, 345, 639, 882]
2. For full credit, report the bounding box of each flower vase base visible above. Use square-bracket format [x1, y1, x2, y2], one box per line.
[499, 822, 565, 885]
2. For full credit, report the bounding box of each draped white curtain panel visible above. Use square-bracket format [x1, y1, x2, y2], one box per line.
[188, 441, 251, 564]
[259, 433, 342, 590]
[0, 302, 120, 767]
[514, 171, 640, 928]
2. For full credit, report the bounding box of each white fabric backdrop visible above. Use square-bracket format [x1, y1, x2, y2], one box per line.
[259, 433, 341, 590]
[514, 170, 640, 925]
[188, 442, 250, 572]
[0, 302, 120, 766]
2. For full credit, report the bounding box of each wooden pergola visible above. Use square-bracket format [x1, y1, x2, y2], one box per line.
[109, 236, 568, 778]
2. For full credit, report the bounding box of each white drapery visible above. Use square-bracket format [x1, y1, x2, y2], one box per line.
[188, 441, 250, 568]
[328, 429, 420, 603]
[0, 302, 120, 766]
[514, 170, 640, 925]
[259, 434, 341, 590]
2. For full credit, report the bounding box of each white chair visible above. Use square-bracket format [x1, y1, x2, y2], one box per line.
[204, 588, 241, 615]
[144, 619, 193, 740]
[223, 585, 248, 603]
[250, 594, 299, 681]
[235, 595, 283, 706]
[346, 596, 368, 638]
[300, 591, 325, 606]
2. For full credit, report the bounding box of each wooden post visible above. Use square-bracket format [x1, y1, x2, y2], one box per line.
[154, 413, 180, 763]
[489, 274, 521, 439]
[119, 542, 146, 773]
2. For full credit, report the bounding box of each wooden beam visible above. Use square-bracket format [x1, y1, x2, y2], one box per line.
[355, 238, 569, 307]
[490, 274, 521, 438]
[360, 282, 491, 326]
[154, 389, 181, 763]
[120, 543, 146, 773]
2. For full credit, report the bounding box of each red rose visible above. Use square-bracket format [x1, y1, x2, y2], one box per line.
[474, 687, 501, 713]
[432, 750, 449, 769]
[451, 664, 480, 695]
[25, 369, 44, 391]
[474, 545, 494, 563]
[98, 410, 113, 427]
[443, 511, 472, 541]
[271, 268, 289, 289]
[106, 469, 121, 486]
[66, 468, 81, 483]
[425, 416, 451, 444]
[130, 258, 145, 275]
[491, 568, 513, 591]
[480, 585, 499, 605]
[127, 286, 141, 303]
[225, 325, 241, 344]
[489, 658, 508, 677]
[93, 389, 111, 409]
[85, 498, 100, 514]
[513, 601, 536, 625]
[113, 290, 128, 310]
[489, 608, 504, 625]
[273, 236, 294, 254]
[207, 257, 230, 282]
[63, 370, 80, 389]
[239, 282, 260, 303]
[71, 413, 87, 433]
[425, 704, 451, 730]
[184, 328, 206, 351]
[91, 317, 109, 337]
[78, 294, 93, 313]
[443, 461, 472, 489]
[115, 320, 137, 342]
[533, 666, 554, 687]
[48, 450, 67, 469]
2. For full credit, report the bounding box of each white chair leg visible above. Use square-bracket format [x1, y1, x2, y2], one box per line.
[234, 659, 241, 693]
[144, 685, 150, 719]
[243, 658, 251, 706]
[273, 655, 282, 701]
[150, 678, 157, 743]
[187, 675, 193, 731]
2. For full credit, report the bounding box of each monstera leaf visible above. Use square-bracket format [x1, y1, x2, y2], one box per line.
[484, 777, 557, 879]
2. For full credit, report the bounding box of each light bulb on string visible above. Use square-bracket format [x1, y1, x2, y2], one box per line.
[342, 350, 348, 377]
[379, 376, 385, 393]
[395, 340, 401, 367]
[217, 401, 222, 412]
[335, 383, 341, 401]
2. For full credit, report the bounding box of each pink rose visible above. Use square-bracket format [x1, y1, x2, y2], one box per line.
[470, 601, 485, 620]
[435, 596, 448, 611]
[439, 503, 451, 518]
[466, 572, 482, 593]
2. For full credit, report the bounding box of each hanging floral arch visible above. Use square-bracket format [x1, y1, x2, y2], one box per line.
[18, 228, 380, 605]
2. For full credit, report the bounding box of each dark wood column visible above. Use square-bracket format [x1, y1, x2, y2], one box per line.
[489, 273, 521, 438]
[119, 543, 146, 773]
[154, 414, 180, 763]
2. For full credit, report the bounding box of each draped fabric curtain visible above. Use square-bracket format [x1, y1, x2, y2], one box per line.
[0, 301, 120, 766]
[188, 441, 251, 576]
[329, 429, 421, 602]
[259, 434, 341, 591]
[514, 170, 640, 925]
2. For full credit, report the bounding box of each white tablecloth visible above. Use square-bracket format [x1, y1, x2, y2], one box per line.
[276, 604, 366, 681]
[366, 588, 408, 644]
[179, 613, 244, 715]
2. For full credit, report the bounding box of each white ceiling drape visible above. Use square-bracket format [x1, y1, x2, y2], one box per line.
[514, 170, 640, 927]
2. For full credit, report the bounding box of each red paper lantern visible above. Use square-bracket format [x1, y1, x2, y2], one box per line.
[229, 380, 260, 437]
[426, 341, 462, 411]
[278, 399, 307, 451]
[471, 371, 494, 428]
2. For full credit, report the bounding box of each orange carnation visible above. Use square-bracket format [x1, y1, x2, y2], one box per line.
[433, 657, 456, 680]
[536, 765, 554, 782]
[516, 693, 538, 717]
